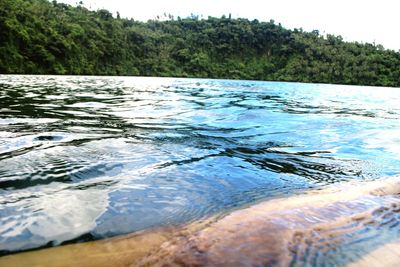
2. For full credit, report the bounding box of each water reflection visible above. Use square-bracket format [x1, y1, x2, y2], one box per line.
[0, 75, 400, 254]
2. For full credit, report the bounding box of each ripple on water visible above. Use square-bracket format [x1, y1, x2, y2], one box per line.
[0, 75, 400, 254]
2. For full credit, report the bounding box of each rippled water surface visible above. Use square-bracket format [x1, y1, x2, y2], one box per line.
[1, 75, 400, 254]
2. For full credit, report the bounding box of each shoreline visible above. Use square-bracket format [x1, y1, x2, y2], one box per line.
[2, 176, 400, 266]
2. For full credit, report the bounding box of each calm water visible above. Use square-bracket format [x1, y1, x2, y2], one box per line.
[1, 75, 400, 254]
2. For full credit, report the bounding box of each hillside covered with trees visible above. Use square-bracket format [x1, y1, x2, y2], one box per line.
[1, 0, 400, 86]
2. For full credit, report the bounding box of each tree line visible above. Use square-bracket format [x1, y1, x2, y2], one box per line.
[1, 0, 399, 87]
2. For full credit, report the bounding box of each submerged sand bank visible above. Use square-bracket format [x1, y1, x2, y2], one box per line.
[2, 176, 400, 266]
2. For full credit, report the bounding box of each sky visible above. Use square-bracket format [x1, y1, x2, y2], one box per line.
[58, 0, 400, 51]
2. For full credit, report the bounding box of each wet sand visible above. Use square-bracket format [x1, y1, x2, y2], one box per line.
[346, 241, 400, 267]
[0, 228, 173, 267]
[2, 176, 400, 266]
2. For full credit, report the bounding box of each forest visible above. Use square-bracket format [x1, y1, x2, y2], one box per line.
[1, 0, 399, 87]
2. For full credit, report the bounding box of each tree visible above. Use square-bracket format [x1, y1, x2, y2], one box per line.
[0, 0, 399, 87]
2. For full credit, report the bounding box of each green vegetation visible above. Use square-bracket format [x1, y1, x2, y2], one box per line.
[1, 0, 400, 86]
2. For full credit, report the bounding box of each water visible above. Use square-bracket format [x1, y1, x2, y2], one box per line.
[0, 75, 400, 255]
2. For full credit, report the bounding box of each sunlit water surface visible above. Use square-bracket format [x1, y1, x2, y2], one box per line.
[1, 75, 400, 254]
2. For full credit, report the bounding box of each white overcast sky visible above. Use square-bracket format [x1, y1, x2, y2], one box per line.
[58, 0, 400, 51]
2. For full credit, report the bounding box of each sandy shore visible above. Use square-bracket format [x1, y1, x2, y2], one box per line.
[347, 241, 400, 267]
[2, 176, 400, 266]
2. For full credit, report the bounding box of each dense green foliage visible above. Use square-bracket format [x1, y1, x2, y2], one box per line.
[1, 0, 400, 86]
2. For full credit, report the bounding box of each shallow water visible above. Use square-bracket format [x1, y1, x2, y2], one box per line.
[3, 176, 400, 267]
[1, 75, 400, 254]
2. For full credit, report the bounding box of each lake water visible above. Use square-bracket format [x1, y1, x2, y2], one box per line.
[1, 75, 400, 255]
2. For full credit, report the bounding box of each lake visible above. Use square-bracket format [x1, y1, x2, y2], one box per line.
[1, 75, 400, 256]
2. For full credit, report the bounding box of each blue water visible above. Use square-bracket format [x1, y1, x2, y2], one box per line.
[0, 75, 400, 254]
